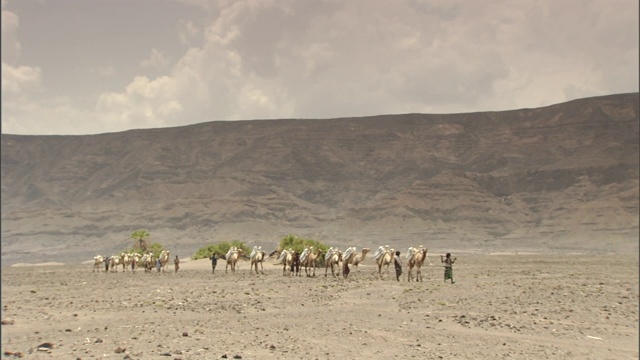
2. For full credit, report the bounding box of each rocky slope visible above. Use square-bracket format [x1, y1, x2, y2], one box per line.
[2, 93, 638, 264]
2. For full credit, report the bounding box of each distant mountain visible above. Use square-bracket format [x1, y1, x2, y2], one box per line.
[2, 93, 638, 264]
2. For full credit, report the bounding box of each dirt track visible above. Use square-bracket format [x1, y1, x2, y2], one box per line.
[1, 254, 638, 359]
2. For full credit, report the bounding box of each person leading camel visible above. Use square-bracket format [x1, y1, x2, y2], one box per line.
[210, 254, 218, 274]
[174, 255, 180, 273]
[440, 253, 457, 284]
[291, 251, 301, 276]
[394, 251, 402, 281]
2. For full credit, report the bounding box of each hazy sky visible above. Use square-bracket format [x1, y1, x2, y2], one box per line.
[2, 0, 638, 135]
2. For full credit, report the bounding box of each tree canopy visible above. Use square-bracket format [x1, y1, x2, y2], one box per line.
[130, 229, 150, 252]
[192, 241, 251, 260]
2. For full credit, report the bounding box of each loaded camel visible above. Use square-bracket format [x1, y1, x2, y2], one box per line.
[140, 252, 154, 273]
[249, 246, 266, 275]
[351, 247, 370, 272]
[225, 247, 243, 274]
[324, 247, 342, 277]
[341, 247, 358, 278]
[158, 250, 171, 273]
[406, 246, 429, 282]
[120, 253, 131, 272]
[299, 247, 324, 277]
[342, 247, 369, 278]
[109, 255, 122, 272]
[274, 249, 294, 276]
[93, 255, 105, 272]
[130, 253, 141, 272]
[373, 245, 394, 278]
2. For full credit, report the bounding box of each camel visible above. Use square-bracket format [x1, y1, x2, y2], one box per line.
[140, 252, 154, 273]
[274, 249, 294, 276]
[130, 253, 141, 272]
[109, 255, 121, 272]
[121, 253, 131, 272]
[341, 247, 358, 278]
[373, 245, 394, 278]
[93, 255, 105, 272]
[324, 247, 342, 277]
[249, 246, 266, 275]
[341, 247, 369, 278]
[406, 246, 428, 282]
[225, 247, 242, 274]
[351, 247, 370, 272]
[158, 250, 170, 273]
[300, 247, 324, 277]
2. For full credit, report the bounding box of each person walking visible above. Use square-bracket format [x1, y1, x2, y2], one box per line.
[394, 251, 402, 281]
[174, 255, 180, 273]
[210, 253, 218, 274]
[440, 253, 457, 284]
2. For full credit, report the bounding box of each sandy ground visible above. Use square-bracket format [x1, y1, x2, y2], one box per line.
[1, 254, 638, 359]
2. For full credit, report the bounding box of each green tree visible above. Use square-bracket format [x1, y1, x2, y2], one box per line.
[277, 234, 330, 267]
[123, 242, 165, 258]
[278, 234, 329, 254]
[130, 229, 150, 252]
[191, 241, 251, 260]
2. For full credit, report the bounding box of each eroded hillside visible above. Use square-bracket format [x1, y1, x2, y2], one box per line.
[2, 93, 638, 264]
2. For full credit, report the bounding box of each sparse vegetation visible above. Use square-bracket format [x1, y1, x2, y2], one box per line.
[192, 241, 251, 260]
[130, 229, 150, 252]
[277, 234, 330, 254]
[124, 242, 165, 258]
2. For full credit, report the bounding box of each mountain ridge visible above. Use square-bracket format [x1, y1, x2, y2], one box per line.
[2, 93, 638, 264]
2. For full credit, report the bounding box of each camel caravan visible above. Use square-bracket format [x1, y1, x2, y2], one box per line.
[92, 244, 434, 281]
[93, 250, 168, 273]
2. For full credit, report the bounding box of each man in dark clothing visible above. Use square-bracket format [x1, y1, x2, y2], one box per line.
[291, 251, 301, 276]
[210, 254, 218, 274]
[394, 251, 402, 281]
[104, 256, 110, 272]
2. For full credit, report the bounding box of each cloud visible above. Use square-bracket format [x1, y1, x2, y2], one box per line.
[178, 20, 200, 45]
[140, 48, 170, 69]
[1, 0, 638, 135]
[1, 2, 21, 64]
[1, 62, 42, 98]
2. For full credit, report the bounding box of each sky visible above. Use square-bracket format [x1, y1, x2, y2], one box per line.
[2, 0, 638, 136]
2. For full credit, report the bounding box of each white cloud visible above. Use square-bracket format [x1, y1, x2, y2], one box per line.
[140, 48, 170, 69]
[1, 62, 42, 97]
[1, 2, 21, 64]
[96, 75, 184, 129]
[178, 20, 200, 45]
[1, 0, 638, 135]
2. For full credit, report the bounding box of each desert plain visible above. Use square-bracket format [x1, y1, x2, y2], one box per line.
[1, 252, 638, 359]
